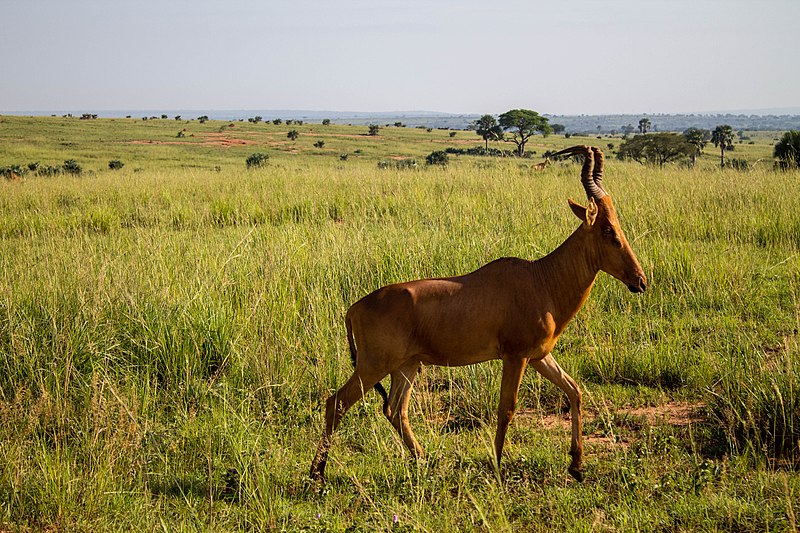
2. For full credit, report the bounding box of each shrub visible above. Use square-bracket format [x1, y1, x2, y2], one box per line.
[425, 151, 449, 166]
[339, 154, 349, 161]
[368, 124, 380, 136]
[313, 140, 325, 149]
[727, 158, 750, 171]
[108, 159, 124, 170]
[37, 165, 62, 177]
[378, 158, 418, 170]
[287, 130, 299, 141]
[449, 131, 457, 138]
[1, 164, 26, 179]
[322, 119, 331, 126]
[246, 153, 269, 169]
[27, 162, 39, 172]
[62, 159, 82, 175]
[444, 146, 512, 157]
[774, 130, 800, 169]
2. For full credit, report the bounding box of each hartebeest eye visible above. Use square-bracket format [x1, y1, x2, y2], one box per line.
[602, 225, 623, 248]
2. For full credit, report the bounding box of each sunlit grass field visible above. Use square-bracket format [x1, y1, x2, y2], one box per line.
[1, 115, 798, 531]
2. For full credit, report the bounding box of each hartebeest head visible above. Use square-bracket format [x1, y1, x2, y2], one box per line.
[555, 145, 647, 294]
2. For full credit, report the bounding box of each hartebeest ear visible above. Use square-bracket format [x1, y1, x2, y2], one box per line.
[568, 198, 598, 227]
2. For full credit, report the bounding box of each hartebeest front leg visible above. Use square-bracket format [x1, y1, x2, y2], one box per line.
[531, 354, 584, 481]
[494, 357, 528, 468]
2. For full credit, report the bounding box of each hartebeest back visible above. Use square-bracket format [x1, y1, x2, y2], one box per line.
[310, 145, 647, 482]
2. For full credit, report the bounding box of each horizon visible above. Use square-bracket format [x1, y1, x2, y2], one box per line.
[1, 1, 798, 116]
[4, 107, 800, 120]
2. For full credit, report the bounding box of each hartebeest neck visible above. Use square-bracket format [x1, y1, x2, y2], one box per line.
[533, 226, 599, 333]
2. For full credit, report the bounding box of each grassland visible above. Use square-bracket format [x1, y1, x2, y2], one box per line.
[1, 115, 799, 531]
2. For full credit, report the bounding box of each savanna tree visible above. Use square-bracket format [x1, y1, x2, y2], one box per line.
[683, 127, 711, 167]
[711, 125, 734, 168]
[498, 109, 551, 157]
[471, 114, 503, 150]
[368, 124, 380, 136]
[638, 118, 651, 135]
[617, 133, 695, 167]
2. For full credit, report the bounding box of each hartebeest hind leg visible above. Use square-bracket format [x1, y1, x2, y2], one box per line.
[530, 354, 584, 481]
[310, 370, 384, 481]
[494, 357, 529, 467]
[385, 360, 424, 457]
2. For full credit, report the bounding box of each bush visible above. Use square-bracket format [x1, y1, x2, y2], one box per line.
[368, 124, 380, 136]
[727, 158, 750, 171]
[774, 130, 800, 169]
[377, 158, 418, 170]
[287, 130, 299, 141]
[1, 164, 26, 179]
[425, 151, 449, 166]
[313, 140, 325, 149]
[108, 159, 124, 170]
[62, 159, 82, 175]
[444, 146, 512, 157]
[37, 165, 62, 177]
[246, 153, 269, 169]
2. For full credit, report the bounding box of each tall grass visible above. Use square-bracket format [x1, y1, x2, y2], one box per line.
[1, 117, 799, 530]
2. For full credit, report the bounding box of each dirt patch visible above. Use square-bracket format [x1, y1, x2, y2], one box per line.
[519, 402, 706, 450]
[523, 401, 705, 429]
[621, 402, 706, 426]
[127, 132, 259, 149]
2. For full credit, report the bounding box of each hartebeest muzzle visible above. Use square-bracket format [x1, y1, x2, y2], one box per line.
[628, 274, 647, 293]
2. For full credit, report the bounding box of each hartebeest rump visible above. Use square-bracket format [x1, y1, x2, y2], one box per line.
[310, 145, 647, 482]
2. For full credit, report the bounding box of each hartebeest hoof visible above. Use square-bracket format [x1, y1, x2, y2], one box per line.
[568, 467, 584, 482]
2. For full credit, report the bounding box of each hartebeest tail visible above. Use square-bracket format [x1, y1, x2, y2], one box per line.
[310, 145, 647, 482]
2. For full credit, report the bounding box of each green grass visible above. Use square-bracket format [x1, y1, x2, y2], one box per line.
[1, 115, 799, 531]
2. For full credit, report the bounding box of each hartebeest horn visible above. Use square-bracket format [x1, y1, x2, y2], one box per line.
[590, 146, 606, 195]
[552, 145, 607, 200]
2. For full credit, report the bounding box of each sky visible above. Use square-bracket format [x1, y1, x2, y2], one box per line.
[1, 0, 798, 116]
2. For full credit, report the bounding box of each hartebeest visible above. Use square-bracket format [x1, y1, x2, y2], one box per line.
[310, 145, 647, 482]
[531, 158, 552, 171]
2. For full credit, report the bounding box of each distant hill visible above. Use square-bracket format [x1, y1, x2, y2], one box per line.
[544, 113, 800, 134]
[4, 109, 800, 132]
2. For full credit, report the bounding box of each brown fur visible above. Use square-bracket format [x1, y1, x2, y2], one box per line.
[310, 146, 647, 482]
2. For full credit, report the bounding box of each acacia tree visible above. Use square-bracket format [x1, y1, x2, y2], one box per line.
[683, 127, 711, 167]
[638, 118, 651, 135]
[617, 133, 695, 167]
[774, 130, 800, 169]
[711, 125, 734, 168]
[471, 114, 503, 150]
[498, 109, 551, 157]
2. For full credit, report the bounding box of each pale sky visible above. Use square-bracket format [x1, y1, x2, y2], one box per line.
[1, 0, 798, 115]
